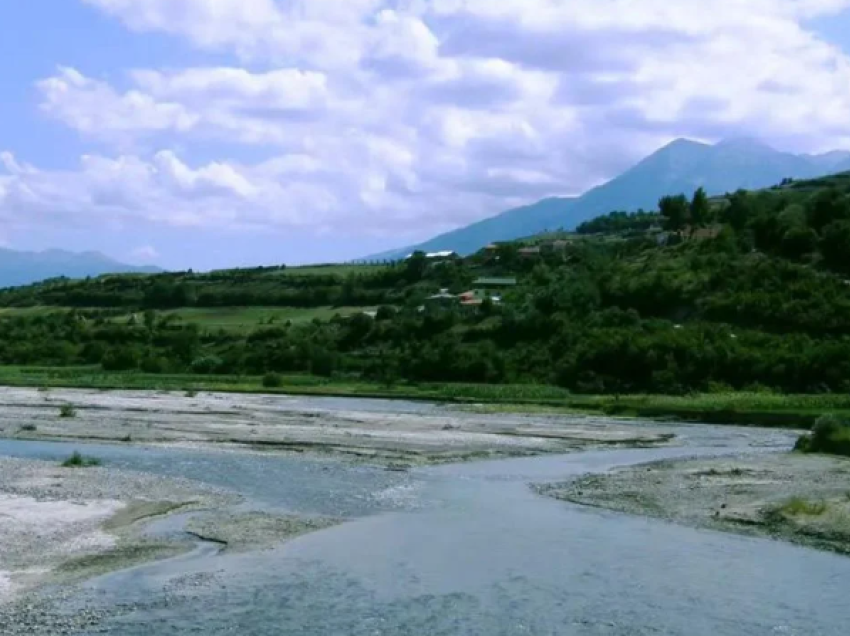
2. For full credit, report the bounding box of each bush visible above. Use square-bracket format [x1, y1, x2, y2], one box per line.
[191, 355, 224, 375]
[101, 347, 140, 371]
[796, 414, 850, 457]
[59, 404, 78, 418]
[61, 451, 101, 468]
[262, 372, 283, 388]
[20, 423, 37, 432]
[141, 356, 168, 374]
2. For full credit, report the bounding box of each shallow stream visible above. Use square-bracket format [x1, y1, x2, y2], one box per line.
[1, 401, 847, 635]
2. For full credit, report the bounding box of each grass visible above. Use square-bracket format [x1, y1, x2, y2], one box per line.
[59, 404, 78, 418]
[1, 365, 849, 429]
[271, 264, 390, 277]
[778, 497, 829, 517]
[0, 306, 378, 333]
[61, 451, 102, 468]
[113, 306, 377, 333]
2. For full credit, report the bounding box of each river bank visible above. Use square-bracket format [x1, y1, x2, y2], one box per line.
[0, 387, 675, 465]
[0, 455, 233, 606]
[540, 452, 850, 555]
[2, 366, 848, 428]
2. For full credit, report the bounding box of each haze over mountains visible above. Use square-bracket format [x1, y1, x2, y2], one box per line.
[0, 249, 161, 289]
[368, 138, 850, 259]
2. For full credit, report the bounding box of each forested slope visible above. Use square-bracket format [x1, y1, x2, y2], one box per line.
[3, 172, 850, 395]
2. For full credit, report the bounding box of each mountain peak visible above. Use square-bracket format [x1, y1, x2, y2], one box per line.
[363, 136, 848, 259]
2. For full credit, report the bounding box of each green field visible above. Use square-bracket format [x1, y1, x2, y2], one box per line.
[271, 264, 390, 277]
[1, 365, 842, 429]
[121, 306, 375, 332]
[0, 306, 376, 333]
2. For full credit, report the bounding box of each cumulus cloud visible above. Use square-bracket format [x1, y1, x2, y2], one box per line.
[38, 67, 198, 139]
[14, 0, 850, 245]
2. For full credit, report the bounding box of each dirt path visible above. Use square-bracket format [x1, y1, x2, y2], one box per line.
[540, 452, 850, 555]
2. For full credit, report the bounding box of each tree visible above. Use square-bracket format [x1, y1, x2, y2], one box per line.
[143, 309, 157, 331]
[404, 251, 429, 283]
[690, 188, 711, 230]
[659, 194, 690, 233]
[807, 188, 850, 233]
[780, 226, 818, 260]
[722, 190, 753, 231]
[820, 220, 850, 274]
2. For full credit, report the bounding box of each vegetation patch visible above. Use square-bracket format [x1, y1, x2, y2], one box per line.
[262, 372, 283, 388]
[2, 172, 850, 415]
[59, 404, 78, 418]
[795, 415, 850, 457]
[776, 497, 829, 517]
[61, 451, 102, 468]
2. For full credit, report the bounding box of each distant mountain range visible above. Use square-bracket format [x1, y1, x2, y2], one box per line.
[0, 248, 162, 289]
[367, 138, 850, 259]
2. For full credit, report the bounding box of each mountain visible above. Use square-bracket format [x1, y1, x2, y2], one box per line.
[0, 248, 162, 289]
[367, 197, 579, 260]
[371, 138, 850, 259]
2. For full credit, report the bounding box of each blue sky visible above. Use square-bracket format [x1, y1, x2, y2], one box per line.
[2, 1, 850, 270]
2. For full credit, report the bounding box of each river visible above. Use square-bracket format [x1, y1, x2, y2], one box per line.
[0, 401, 847, 635]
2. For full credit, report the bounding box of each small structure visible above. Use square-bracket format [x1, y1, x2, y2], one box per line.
[406, 251, 458, 261]
[424, 289, 457, 307]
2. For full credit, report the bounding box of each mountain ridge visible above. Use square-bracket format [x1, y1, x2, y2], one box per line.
[368, 138, 850, 260]
[0, 247, 162, 289]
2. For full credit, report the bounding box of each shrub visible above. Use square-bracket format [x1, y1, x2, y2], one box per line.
[185, 389, 198, 398]
[59, 404, 78, 418]
[263, 372, 283, 388]
[20, 424, 37, 432]
[141, 356, 168, 374]
[191, 355, 224, 375]
[796, 415, 850, 457]
[61, 451, 102, 468]
[101, 347, 140, 371]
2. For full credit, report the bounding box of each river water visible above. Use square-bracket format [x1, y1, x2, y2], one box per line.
[1, 403, 848, 635]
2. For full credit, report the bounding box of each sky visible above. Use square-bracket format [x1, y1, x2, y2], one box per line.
[2, 1, 850, 271]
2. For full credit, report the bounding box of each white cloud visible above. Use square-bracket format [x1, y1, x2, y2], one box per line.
[130, 245, 160, 262]
[38, 67, 198, 139]
[17, 0, 850, 245]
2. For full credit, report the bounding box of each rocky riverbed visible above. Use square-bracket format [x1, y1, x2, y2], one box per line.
[0, 387, 675, 465]
[540, 452, 850, 554]
[0, 454, 340, 634]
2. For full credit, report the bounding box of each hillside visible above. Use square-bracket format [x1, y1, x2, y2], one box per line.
[0, 248, 162, 289]
[2, 170, 850, 398]
[372, 138, 850, 259]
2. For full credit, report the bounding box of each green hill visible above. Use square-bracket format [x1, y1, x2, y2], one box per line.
[3, 171, 850, 406]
